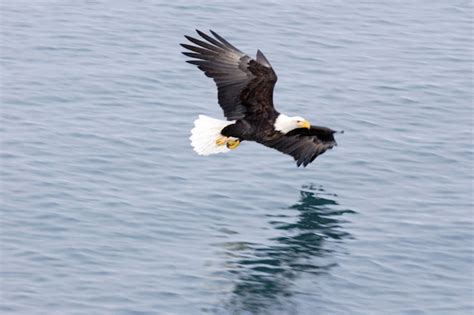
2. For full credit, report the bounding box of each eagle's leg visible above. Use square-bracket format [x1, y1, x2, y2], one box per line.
[215, 135, 228, 146]
[215, 135, 240, 150]
[218, 122, 246, 150]
[226, 138, 240, 149]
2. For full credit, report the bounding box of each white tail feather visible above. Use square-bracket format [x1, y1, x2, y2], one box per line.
[190, 115, 235, 155]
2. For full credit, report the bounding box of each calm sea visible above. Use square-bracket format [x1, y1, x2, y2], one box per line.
[1, 1, 473, 314]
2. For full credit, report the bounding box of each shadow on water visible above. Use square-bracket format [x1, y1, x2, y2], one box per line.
[223, 184, 356, 314]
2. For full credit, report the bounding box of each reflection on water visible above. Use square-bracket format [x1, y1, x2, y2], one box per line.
[223, 185, 356, 313]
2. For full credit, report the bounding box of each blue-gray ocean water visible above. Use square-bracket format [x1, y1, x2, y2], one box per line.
[1, 1, 473, 314]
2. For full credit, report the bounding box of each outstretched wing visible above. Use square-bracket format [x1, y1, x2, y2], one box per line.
[262, 126, 337, 167]
[181, 30, 278, 120]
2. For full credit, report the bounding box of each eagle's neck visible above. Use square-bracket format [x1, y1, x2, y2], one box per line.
[274, 114, 295, 134]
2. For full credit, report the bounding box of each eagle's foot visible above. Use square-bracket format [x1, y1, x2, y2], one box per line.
[216, 136, 240, 150]
[216, 136, 229, 146]
[226, 139, 240, 150]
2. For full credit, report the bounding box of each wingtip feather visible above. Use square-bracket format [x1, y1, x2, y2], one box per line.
[196, 29, 206, 37]
[256, 49, 272, 67]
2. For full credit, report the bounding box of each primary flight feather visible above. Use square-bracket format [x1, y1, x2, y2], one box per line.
[181, 30, 338, 167]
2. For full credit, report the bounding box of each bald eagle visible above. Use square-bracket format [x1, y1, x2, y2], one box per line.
[181, 30, 339, 167]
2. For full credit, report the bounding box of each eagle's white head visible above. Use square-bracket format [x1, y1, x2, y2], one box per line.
[274, 114, 311, 134]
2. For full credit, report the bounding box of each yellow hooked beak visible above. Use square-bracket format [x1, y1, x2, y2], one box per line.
[298, 120, 311, 129]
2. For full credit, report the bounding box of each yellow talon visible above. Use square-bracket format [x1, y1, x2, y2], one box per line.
[226, 139, 240, 149]
[216, 136, 228, 146]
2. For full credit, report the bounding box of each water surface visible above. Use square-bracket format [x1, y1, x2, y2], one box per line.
[1, 1, 473, 314]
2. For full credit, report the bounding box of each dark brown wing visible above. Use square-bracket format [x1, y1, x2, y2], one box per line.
[181, 30, 278, 120]
[262, 126, 337, 167]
